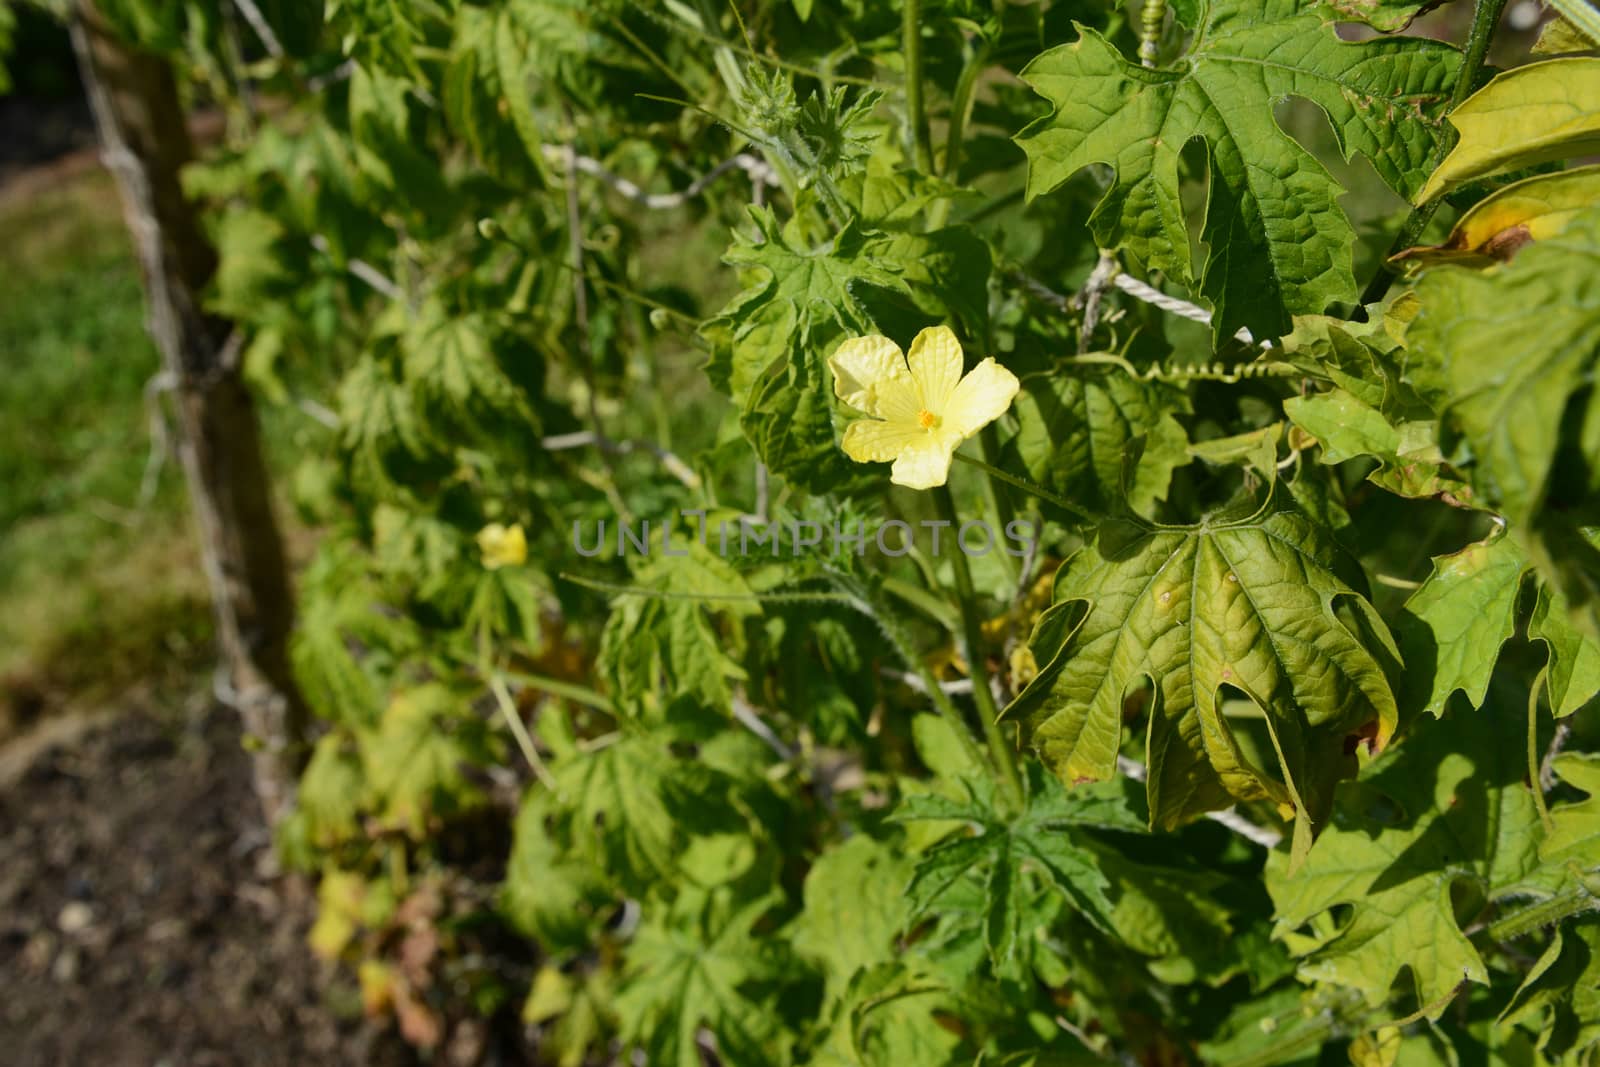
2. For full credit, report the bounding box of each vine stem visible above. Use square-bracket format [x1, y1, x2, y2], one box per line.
[1138, 0, 1168, 68]
[934, 485, 1026, 810]
[953, 452, 1100, 524]
[903, 0, 934, 173]
[1528, 669, 1555, 831]
[1360, 0, 1509, 306]
[858, 577, 992, 776]
[488, 672, 559, 791]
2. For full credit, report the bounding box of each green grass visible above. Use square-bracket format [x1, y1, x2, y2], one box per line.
[0, 172, 211, 718]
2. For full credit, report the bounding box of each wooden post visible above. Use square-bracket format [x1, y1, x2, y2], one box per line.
[71, 1, 307, 824]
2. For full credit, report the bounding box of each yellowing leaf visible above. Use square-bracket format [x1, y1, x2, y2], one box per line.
[1407, 206, 1600, 532]
[1534, 8, 1600, 55]
[1417, 58, 1600, 204]
[360, 684, 494, 837]
[309, 870, 368, 960]
[1395, 166, 1600, 265]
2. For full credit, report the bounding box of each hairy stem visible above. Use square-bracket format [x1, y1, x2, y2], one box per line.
[1360, 0, 1508, 306]
[861, 577, 991, 774]
[934, 485, 1025, 808]
[945, 38, 988, 178]
[903, 0, 933, 174]
[954, 451, 1100, 524]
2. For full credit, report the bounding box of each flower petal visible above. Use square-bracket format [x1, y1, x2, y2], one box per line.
[945, 358, 1020, 439]
[906, 325, 964, 413]
[841, 418, 928, 463]
[890, 435, 959, 490]
[828, 335, 909, 417]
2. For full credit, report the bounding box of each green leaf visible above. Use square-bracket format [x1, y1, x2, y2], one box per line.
[1006, 368, 1191, 517]
[597, 534, 756, 716]
[558, 735, 683, 888]
[1196, 986, 1350, 1067]
[1417, 58, 1600, 203]
[1531, 583, 1600, 718]
[835, 135, 975, 230]
[347, 63, 450, 214]
[1015, 0, 1458, 339]
[857, 227, 992, 343]
[893, 768, 1124, 977]
[615, 890, 793, 1067]
[443, 4, 542, 186]
[1267, 707, 1542, 1018]
[702, 208, 905, 403]
[291, 542, 419, 728]
[1497, 919, 1600, 1062]
[791, 836, 913, 999]
[338, 350, 443, 498]
[1396, 531, 1531, 717]
[1313, 0, 1435, 31]
[1535, 2, 1600, 54]
[502, 792, 613, 952]
[209, 208, 289, 319]
[809, 961, 967, 1067]
[1285, 389, 1470, 503]
[402, 305, 536, 439]
[0, 5, 13, 96]
[296, 734, 365, 848]
[1279, 315, 1468, 502]
[741, 329, 876, 495]
[1514, 753, 1600, 896]
[1095, 848, 1239, 980]
[1005, 486, 1399, 843]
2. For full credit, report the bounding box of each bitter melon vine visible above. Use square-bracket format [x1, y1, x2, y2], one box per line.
[16, 0, 1600, 1062]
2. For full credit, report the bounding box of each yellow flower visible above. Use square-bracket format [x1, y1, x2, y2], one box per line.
[476, 522, 527, 569]
[829, 325, 1019, 490]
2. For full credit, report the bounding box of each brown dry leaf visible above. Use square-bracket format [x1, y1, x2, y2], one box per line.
[1394, 166, 1600, 266]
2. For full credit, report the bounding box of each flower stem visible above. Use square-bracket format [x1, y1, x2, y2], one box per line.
[1360, 0, 1508, 306]
[953, 451, 1099, 525]
[933, 484, 1025, 809]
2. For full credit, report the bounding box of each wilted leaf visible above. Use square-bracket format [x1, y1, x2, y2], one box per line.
[1396, 166, 1600, 265]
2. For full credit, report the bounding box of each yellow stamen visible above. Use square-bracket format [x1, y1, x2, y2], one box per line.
[917, 409, 940, 430]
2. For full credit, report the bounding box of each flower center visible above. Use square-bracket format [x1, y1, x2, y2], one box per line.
[917, 409, 941, 430]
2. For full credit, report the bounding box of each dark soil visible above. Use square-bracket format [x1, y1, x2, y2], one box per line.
[0, 697, 415, 1067]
